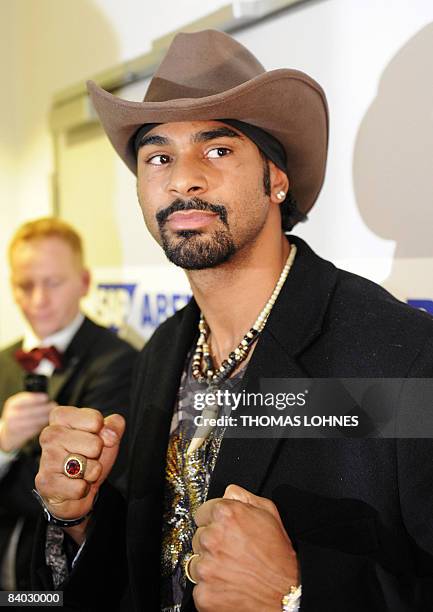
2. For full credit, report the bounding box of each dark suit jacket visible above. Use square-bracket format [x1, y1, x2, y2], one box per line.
[0, 316, 137, 590]
[33, 238, 433, 611]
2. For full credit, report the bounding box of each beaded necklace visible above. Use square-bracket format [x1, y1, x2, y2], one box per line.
[191, 244, 297, 384]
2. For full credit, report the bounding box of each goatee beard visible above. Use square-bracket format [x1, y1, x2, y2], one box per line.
[156, 198, 236, 270]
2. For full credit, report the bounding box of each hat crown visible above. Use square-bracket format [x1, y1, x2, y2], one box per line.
[145, 29, 265, 103]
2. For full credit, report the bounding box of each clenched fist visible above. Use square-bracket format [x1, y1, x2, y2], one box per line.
[35, 406, 125, 542]
[0, 392, 56, 453]
[189, 484, 299, 612]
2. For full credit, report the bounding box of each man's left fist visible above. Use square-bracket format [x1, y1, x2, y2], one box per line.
[189, 484, 299, 611]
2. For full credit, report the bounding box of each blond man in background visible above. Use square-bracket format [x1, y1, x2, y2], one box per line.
[0, 218, 137, 591]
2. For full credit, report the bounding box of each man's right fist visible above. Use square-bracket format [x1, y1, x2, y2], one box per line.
[35, 406, 125, 527]
[0, 392, 55, 453]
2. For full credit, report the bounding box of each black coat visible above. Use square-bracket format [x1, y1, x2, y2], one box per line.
[33, 238, 433, 611]
[0, 316, 137, 589]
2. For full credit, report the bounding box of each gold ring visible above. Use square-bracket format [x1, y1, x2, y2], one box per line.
[63, 454, 87, 479]
[184, 552, 200, 584]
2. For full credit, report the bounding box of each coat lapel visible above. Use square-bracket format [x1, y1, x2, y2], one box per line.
[128, 299, 200, 500]
[126, 299, 200, 610]
[0, 343, 25, 403]
[48, 317, 100, 402]
[207, 235, 339, 500]
[48, 357, 80, 399]
[205, 334, 308, 501]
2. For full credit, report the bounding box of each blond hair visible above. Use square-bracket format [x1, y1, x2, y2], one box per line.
[9, 217, 85, 267]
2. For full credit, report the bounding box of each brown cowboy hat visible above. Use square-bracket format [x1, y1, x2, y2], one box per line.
[87, 29, 329, 216]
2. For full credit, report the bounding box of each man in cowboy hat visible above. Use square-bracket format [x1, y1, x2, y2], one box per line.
[33, 30, 433, 611]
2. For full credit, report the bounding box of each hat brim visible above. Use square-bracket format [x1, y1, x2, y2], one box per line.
[87, 69, 328, 216]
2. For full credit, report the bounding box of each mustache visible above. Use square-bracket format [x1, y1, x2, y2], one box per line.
[156, 198, 228, 227]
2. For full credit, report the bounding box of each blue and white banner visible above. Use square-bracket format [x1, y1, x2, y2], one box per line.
[83, 266, 191, 347]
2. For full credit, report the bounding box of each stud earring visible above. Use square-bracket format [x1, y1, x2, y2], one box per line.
[276, 190, 286, 200]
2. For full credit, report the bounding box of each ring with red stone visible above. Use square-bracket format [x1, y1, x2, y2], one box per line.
[63, 454, 87, 479]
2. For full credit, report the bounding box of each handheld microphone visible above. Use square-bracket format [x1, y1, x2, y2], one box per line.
[23, 373, 48, 394]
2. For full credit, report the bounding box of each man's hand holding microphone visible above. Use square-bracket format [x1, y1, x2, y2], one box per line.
[0, 376, 55, 454]
[0, 394, 55, 454]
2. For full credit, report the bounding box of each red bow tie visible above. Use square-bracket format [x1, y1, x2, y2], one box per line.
[15, 346, 63, 373]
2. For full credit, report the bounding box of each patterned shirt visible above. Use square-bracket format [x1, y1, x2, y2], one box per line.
[160, 352, 245, 611]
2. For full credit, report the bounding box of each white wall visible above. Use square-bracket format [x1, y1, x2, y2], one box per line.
[0, 0, 228, 345]
[0, 1, 23, 343]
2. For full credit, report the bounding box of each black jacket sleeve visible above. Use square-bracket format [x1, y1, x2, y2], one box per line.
[397, 335, 433, 610]
[31, 482, 127, 612]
